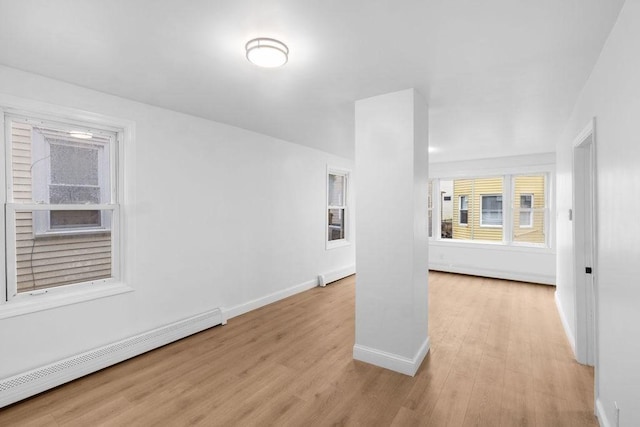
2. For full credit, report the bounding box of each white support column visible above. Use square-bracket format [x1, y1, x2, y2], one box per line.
[353, 88, 429, 376]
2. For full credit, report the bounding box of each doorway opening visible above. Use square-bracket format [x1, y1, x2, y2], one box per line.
[572, 119, 598, 378]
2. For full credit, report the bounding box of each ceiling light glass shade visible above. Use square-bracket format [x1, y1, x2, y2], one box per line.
[245, 38, 289, 68]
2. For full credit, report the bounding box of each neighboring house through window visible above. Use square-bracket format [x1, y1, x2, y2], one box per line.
[430, 174, 548, 246]
[519, 194, 533, 228]
[481, 195, 502, 227]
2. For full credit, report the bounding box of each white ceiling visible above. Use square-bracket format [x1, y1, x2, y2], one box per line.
[0, 0, 625, 161]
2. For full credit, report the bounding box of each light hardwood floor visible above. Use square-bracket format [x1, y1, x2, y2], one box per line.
[0, 272, 597, 426]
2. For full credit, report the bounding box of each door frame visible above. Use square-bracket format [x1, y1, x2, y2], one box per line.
[572, 118, 598, 382]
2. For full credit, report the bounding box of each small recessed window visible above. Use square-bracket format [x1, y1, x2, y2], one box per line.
[327, 169, 349, 248]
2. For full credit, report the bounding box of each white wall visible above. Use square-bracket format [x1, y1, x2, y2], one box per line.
[556, 1, 640, 425]
[0, 65, 355, 379]
[429, 153, 556, 285]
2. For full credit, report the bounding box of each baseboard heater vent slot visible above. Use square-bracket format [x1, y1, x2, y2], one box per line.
[0, 307, 225, 408]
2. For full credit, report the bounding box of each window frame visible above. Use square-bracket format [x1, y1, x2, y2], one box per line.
[458, 195, 469, 226]
[480, 194, 503, 228]
[1, 100, 134, 318]
[326, 166, 350, 250]
[427, 170, 552, 249]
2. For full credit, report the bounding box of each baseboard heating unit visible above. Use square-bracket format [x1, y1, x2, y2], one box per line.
[318, 264, 356, 287]
[0, 307, 225, 408]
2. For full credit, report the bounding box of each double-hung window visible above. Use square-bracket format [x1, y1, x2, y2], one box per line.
[512, 174, 546, 244]
[458, 195, 469, 225]
[4, 114, 120, 300]
[480, 195, 503, 227]
[327, 169, 349, 248]
[519, 194, 534, 228]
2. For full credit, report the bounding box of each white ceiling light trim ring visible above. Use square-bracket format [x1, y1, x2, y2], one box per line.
[245, 38, 289, 68]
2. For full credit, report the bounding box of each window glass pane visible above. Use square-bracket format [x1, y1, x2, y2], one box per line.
[519, 211, 532, 227]
[10, 122, 111, 205]
[50, 185, 101, 204]
[10, 122, 36, 203]
[50, 143, 99, 186]
[328, 208, 345, 241]
[481, 195, 503, 226]
[328, 174, 345, 206]
[513, 175, 546, 244]
[520, 194, 532, 209]
[50, 210, 101, 229]
[13, 209, 112, 293]
[460, 195, 468, 210]
[460, 209, 468, 225]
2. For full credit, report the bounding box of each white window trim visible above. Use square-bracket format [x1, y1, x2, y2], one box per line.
[428, 170, 552, 248]
[480, 194, 503, 228]
[326, 166, 351, 250]
[458, 195, 469, 226]
[0, 97, 136, 318]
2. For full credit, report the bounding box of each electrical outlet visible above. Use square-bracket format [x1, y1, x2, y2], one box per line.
[614, 401, 620, 427]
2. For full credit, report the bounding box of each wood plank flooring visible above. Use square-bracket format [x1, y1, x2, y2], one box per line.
[0, 272, 597, 426]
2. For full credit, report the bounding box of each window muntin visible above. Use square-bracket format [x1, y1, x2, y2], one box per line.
[481, 195, 503, 227]
[5, 114, 119, 298]
[459, 195, 469, 225]
[327, 170, 349, 246]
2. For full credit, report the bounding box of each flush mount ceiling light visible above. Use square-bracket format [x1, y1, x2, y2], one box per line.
[245, 38, 289, 68]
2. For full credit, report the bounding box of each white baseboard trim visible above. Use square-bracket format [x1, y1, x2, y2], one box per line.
[596, 398, 612, 427]
[0, 308, 224, 408]
[554, 291, 577, 358]
[429, 262, 555, 285]
[318, 264, 356, 287]
[223, 278, 318, 320]
[353, 337, 430, 377]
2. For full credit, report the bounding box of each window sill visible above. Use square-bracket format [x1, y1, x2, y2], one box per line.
[35, 228, 111, 239]
[326, 239, 351, 250]
[0, 282, 133, 320]
[429, 238, 552, 253]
